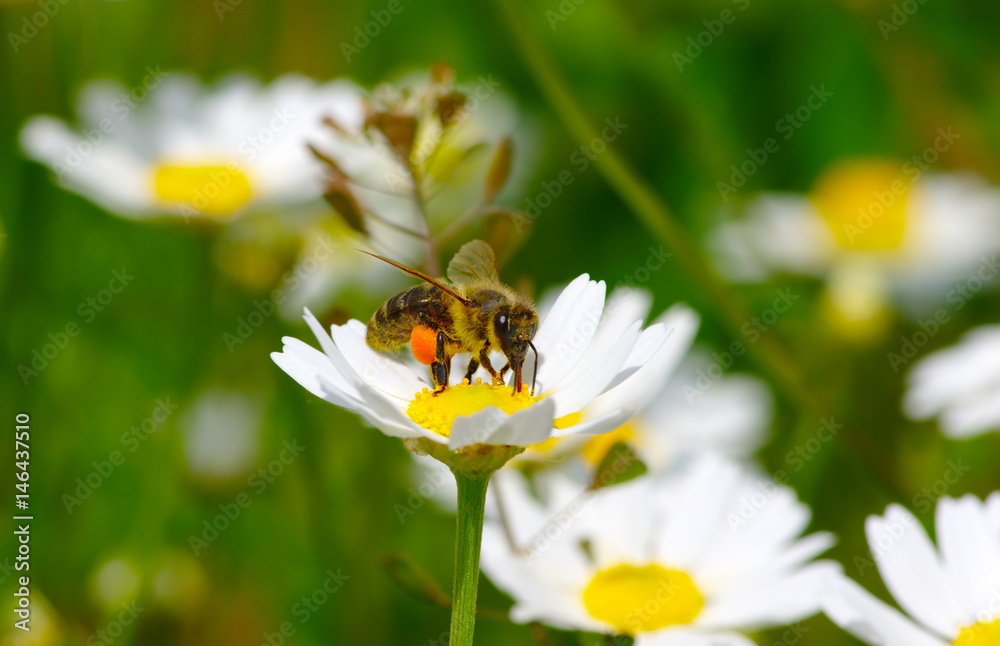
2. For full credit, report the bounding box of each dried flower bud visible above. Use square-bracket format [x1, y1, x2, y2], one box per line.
[431, 61, 455, 85]
[366, 111, 418, 162]
[321, 114, 353, 138]
[308, 144, 348, 181]
[483, 138, 513, 203]
[435, 91, 467, 128]
[324, 178, 368, 236]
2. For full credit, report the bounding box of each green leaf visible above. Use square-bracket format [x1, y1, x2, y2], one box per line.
[589, 442, 646, 490]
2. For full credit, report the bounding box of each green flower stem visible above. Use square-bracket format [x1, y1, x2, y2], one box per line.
[405, 438, 525, 645]
[449, 470, 492, 646]
[491, 0, 907, 501]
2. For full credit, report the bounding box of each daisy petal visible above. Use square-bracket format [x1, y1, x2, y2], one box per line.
[655, 455, 741, 568]
[939, 393, 1000, 438]
[636, 628, 757, 646]
[936, 495, 1000, 616]
[271, 349, 359, 411]
[698, 560, 841, 629]
[273, 336, 363, 404]
[585, 305, 699, 418]
[448, 399, 556, 450]
[822, 575, 946, 646]
[987, 492, 1000, 533]
[866, 504, 964, 637]
[530, 275, 606, 391]
[547, 321, 642, 417]
[328, 320, 427, 402]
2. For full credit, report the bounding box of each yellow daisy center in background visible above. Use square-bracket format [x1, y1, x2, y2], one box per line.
[153, 163, 253, 217]
[526, 434, 564, 456]
[582, 564, 704, 635]
[953, 618, 1000, 646]
[810, 159, 910, 251]
[527, 417, 642, 463]
[406, 382, 539, 436]
[554, 411, 582, 430]
[580, 420, 639, 465]
[523, 413, 581, 459]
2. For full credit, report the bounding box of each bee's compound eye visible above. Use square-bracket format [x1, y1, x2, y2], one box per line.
[495, 314, 509, 336]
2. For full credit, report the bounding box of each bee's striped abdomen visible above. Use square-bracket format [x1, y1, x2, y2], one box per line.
[366, 283, 451, 351]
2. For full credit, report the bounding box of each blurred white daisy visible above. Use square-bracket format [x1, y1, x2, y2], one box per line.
[710, 160, 1000, 336]
[823, 494, 1000, 646]
[271, 274, 685, 450]
[480, 454, 839, 644]
[903, 325, 1000, 439]
[636, 349, 773, 466]
[20, 72, 363, 220]
[281, 68, 532, 318]
[179, 388, 264, 482]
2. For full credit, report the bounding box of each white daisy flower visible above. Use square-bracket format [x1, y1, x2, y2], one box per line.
[20, 72, 363, 220]
[480, 454, 839, 644]
[822, 494, 1000, 646]
[710, 160, 1000, 335]
[637, 349, 772, 467]
[903, 325, 1000, 439]
[271, 275, 685, 450]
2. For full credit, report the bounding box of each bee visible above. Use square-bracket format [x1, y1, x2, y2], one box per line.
[364, 240, 538, 396]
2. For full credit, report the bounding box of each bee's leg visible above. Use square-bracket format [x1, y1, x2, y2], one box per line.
[462, 357, 480, 385]
[479, 348, 505, 386]
[430, 331, 451, 395]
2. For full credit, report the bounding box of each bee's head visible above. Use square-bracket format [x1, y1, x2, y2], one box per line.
[493, 304, 538, 394]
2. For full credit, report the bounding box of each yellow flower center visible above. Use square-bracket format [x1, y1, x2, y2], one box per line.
[953, 619, 1000, 646]
[582, 564, 704, 635]
[153, 163, 253, 217]
[406, 381, 539, 436]
[810, 159, 910, 251]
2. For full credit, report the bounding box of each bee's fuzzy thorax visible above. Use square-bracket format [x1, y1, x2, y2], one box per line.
[445, 280, 536, 354]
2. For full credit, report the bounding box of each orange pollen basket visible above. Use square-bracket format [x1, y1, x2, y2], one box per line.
[410, 325, 438, 365]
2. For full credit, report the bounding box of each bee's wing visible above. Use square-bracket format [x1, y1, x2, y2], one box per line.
[358, 249, 473, 306]
[447, 240, 500, 285]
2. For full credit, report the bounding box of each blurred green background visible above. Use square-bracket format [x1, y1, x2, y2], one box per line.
[2, 0, 1000, 644]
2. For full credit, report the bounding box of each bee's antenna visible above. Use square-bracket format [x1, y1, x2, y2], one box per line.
[528, 341, 538, 397]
